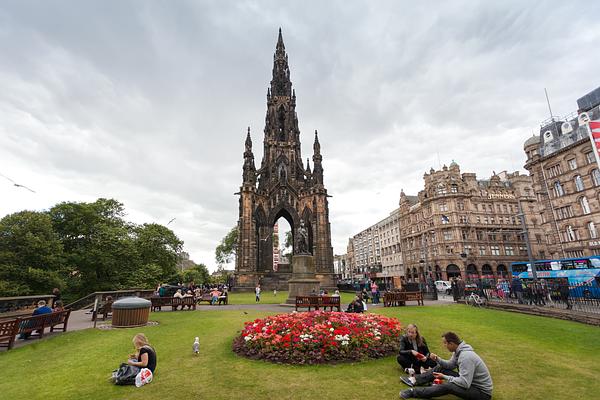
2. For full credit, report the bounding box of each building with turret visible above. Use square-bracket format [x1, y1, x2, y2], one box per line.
[399, 162, 543, 283]
[523, 86, 600, 258]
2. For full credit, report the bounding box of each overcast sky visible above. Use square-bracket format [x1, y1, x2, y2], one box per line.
[1, 1, 599, 271]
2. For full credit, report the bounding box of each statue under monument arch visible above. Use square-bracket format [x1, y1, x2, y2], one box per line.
[234, 29, 335, 291]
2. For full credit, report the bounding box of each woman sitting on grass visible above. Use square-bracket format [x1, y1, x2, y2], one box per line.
[397, 324, 436, 374]
[127, 333, 157, 373]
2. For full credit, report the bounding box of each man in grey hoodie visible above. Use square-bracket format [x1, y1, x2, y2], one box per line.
[400, 332, 493, 399]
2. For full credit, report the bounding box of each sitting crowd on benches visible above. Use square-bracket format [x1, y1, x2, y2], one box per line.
[152, 283, 229, 311]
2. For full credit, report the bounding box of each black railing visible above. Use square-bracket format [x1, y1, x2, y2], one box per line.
[465, 281, 600, 314]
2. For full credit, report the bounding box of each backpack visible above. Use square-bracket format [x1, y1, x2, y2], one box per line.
[113, 363, 140, 385]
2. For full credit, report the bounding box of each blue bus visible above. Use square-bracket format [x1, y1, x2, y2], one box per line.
[510, 256, 600, 298]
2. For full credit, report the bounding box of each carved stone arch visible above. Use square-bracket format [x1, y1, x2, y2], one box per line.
[269, 204, 300, 230]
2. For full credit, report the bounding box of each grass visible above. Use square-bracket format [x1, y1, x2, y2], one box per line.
[1, 305, 598, 399]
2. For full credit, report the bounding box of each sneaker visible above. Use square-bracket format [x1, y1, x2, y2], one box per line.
[400, 389, 414, 399]
[400, 376, 415, 387]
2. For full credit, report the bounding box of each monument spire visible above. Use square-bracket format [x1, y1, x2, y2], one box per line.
[270, 28, 292, 97]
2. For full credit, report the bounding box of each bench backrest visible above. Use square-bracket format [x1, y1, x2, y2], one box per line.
[0, 319, 19, 339]
[295, 296, 340, 307]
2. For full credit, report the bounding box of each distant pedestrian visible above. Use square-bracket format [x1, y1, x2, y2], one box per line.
[255, 285, 261, 302]
[512, 277, 523, 304]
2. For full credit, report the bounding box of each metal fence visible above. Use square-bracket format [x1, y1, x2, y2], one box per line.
[466, 281, 600, 314]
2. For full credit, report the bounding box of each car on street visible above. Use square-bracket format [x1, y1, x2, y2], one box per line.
[434, 280, 452, 294]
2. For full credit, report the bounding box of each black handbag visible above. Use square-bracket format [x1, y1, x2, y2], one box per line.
[113, 363, 140, 385]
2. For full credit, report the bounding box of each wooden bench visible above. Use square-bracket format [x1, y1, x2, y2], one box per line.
[383, 291, 424, 307]
[197, 293, 213, 304]
[150, 297, 196, 311]
[0, 319, 20, 350]
[295, 296, 341, 312]
[92, 300, 113, 321]
[0, 310, 71, 350]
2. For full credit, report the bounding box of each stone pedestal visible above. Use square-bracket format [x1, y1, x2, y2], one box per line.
[286, 255, 321, 304]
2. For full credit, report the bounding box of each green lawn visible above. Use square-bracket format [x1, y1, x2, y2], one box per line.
[1, 305, 597, 399]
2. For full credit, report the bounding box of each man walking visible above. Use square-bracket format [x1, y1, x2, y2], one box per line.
[400, 332, 493, 399]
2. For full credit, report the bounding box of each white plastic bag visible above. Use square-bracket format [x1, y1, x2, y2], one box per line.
[135, 368, 153, 387]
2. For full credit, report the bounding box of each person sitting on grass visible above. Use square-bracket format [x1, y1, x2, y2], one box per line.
[397, 324, 436, 374]
[345, 296, 364, 313]
[127, 333, 157, 374]
[400, 331, 493, 400]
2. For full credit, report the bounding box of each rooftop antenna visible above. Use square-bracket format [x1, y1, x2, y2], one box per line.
[544, 88, 554, 121]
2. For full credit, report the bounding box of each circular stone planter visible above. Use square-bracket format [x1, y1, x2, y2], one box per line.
[233, 311, 402, 364]
[111, 297, 151, 328]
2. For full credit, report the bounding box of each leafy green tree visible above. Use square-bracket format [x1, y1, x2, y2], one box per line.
[134, 223, 183, 278]
[0, 211, 66, 296]
[215, 226, 238, 266]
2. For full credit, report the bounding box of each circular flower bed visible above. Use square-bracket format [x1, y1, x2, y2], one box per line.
[233, 311, 402, 364]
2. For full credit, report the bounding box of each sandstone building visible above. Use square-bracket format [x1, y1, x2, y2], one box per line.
[523, 87, 600, 259]
[399, 163, 544, 282]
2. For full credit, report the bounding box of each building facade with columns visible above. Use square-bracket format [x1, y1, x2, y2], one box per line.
[399, 162, 545, 283]
[523, 87, 600, 259]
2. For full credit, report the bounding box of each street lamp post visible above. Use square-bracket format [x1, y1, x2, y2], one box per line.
[517, 199, 538, 281]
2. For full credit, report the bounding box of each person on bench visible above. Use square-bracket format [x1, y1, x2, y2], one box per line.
[19, 300, 52, 339]
[210, 288, 221, 305]
[400, 332, 493, 400]
[397, 324, 436, 374]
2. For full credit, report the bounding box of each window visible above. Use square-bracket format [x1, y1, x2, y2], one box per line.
[586, 152, 595, 164]
[565, 226, 577, 242]
[547, 164, 563, 177]
[476, 230, 484, 240]
[556, 206, 574, 220]
[592, 169, 600, 186]
[588, 222, 598, 239]
[451, 184, 458, 193]
[439, 203, 448, 212]
[476, 216, 481, 224]
[462, 230, 469, 240]
[505, 246, 514, 255]
[580, 196, 591, 214]
[459, 215, 468, 223]
[437, 184, 447, 195]
[457, 201, 465, 211]
[519, 246, 527, 255]
[478, 246, 486, 255]
[553, 181, 564, 197]
[490, 245, 500, 256]
[443, 230, 453, 241]
[568, 159, 577, 170]
[574, 175, 584, 191]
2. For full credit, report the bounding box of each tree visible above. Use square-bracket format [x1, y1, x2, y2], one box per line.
[282, 230, 293, 263]
[49, 198, 136, 295]
[134, 223, 183, 278]
[0, 211, 66, 296]
[215, 226, 238, 266]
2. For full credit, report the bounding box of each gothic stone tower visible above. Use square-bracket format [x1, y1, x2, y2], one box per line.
[235, 30, 335, 290]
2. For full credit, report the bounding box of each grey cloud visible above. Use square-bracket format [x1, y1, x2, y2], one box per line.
[1, 1, 599, 269]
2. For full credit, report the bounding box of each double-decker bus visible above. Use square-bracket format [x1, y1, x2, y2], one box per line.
[510, 256, 600, 298]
